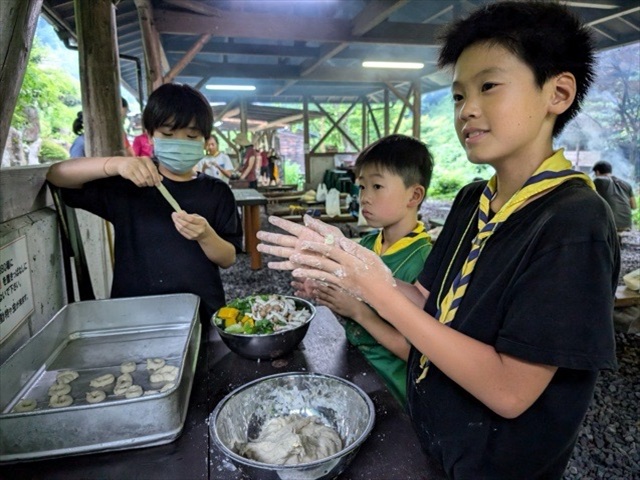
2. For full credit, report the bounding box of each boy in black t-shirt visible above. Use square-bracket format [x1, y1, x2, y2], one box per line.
[47, 84, 242, 325]
[256, 2, 619, 478]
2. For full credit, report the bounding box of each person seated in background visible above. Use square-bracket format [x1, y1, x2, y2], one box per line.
[301, 134, 434, 405]
[196, 134, 234, 184]
[592, 160, 637, 232]
[69, 111, 85, 158]
[47, 83, 242, 329]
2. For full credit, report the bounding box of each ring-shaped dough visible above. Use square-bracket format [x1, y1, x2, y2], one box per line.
[56, 370, 79, 384]
[49, 393, 73, 408]
[116, 373, 133, 384]
[13, 399, 37, 413]
[113, 379, 133, 396]
[150, 371, 178, 383]
[146, 358, 166, 371]
[89, 373, 115, 389]
[124, 385, 143, 398]
[85, 390, 107, 404]
[48, 382, 72, 396]
[120, 361, 137, 373]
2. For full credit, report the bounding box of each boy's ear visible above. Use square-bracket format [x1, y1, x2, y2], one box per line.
[548, 72, 577, 115]
[408, 185, 425, 207]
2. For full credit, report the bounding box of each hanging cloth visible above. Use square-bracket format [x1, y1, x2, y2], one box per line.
[416, 150, 595, 382]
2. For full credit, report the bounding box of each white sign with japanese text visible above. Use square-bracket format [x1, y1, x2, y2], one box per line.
[0, 236, 35, 343]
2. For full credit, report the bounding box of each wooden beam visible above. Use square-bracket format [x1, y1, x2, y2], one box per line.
[351, 0, 409, 36]
[155, 9, 350, 43]
[312, 101, 360, 153]
[163, 34, 211, 83]
[385, 82, 414, 110]
[75, 0, 124, 156]
[179, 62, 422, 83]
[163, 0, 222, 17]
[166, 41, 321, 59]
[254, 114, 306, 132]
[300, 44, 349, 77]
[0, 0, 43, 156]
[155, 9, 439, 46]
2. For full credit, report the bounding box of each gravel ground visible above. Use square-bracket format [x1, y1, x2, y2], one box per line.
[221, 206, 640, 479]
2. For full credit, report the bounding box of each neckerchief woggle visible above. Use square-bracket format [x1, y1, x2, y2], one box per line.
[416, 150, 595, 383]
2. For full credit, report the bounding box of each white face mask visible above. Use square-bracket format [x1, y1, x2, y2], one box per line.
[153, 138, 204, 174]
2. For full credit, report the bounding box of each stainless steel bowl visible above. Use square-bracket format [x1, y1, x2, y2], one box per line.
[210, 372, 375, 480]
[212, 296, 316, 360]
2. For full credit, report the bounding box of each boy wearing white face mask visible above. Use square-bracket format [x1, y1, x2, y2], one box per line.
[46, 83, 242, 328]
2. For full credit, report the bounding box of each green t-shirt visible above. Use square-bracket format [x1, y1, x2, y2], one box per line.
[343, 222, 431, 404]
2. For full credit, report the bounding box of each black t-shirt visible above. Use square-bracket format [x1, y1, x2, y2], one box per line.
[61, 173, 242, 325]
[594, 175, 633, 230]
[409, 180, 619, 479]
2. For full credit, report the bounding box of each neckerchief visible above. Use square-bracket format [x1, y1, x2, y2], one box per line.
[372, 221, 430, 257]
[416, 150, 595, 383]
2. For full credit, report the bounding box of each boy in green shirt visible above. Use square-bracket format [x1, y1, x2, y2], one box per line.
[301, 134, 433, 404]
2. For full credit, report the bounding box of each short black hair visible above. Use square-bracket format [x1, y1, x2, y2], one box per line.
[209, 134, 218, 144]
[592, 161, 612, 174]
[355, 134, 434, 193]
[437, 1, 595, 137]
[72, 111, 83, 135]
[121, 97, 129, 109]
[142, 83, 213, 140]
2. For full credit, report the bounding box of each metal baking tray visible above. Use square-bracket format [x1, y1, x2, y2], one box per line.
[0, 293, 201, 463]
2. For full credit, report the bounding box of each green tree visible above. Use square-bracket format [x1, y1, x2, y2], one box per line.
[11, 38, 81, 146]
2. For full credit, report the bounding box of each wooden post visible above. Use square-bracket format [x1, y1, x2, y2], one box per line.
[240, 98, 248, 134]
[303, 96, 310, 186]
[74, 0, 124, 156]
[134, 0, 164, 91]
[412, 79, 421, 140]
[361, 96, 366, 150]
[384, 88, 390, 137]
[0, 0, 43, 155]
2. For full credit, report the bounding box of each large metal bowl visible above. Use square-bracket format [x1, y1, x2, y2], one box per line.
[212, 296, 316, 360]
[210, 372, 375, 480]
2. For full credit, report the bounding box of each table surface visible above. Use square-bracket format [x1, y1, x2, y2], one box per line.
[0, 307, 443, 480]
[232, 188, 268, 206]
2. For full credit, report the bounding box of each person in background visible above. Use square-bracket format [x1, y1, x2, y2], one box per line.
[592, 160, 637, 232]
[132, 131, 154, 157]
[120, 97, 136, 157]
[267, 148, 280, 185]
[235, 133, 258, 188]
[196, 134, 234, 184]
[47, 83, 242, 328]
[304, 134, 433, 405]
[256, 2, 618, 478]
[69, 111, 85, 158]
[259, 145, 270, 185]
[70, 98, 136, 157]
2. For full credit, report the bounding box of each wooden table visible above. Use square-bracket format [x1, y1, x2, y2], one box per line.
[232, 188, 267, 270]
[0, 307, 445, 480]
